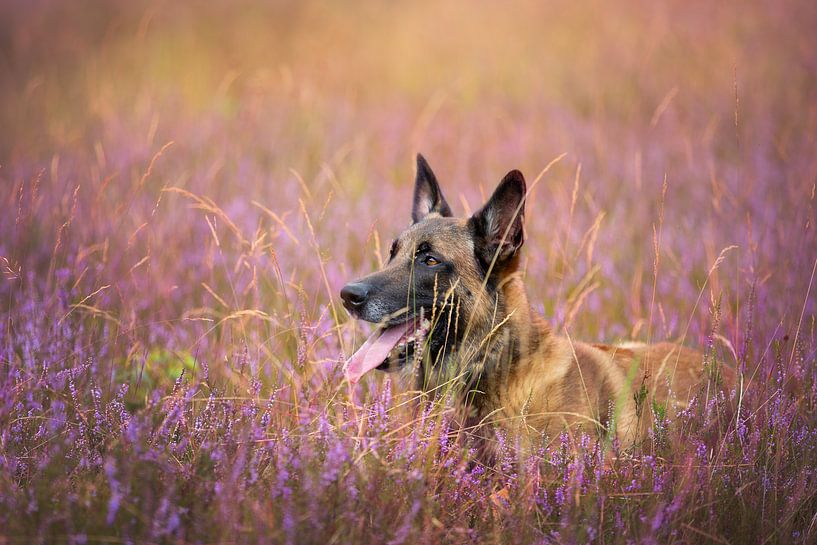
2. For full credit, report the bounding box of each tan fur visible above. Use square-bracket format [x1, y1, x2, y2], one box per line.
[464, 274, 644, 447]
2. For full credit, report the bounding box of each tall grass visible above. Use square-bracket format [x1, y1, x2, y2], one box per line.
[1, 0, 816, 543]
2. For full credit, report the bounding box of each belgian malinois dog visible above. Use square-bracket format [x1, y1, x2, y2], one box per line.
[341, 155, 724, 448]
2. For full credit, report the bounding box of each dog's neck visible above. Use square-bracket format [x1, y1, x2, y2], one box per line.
[424, 268, 554, 414]
[497, 271, 539, 349]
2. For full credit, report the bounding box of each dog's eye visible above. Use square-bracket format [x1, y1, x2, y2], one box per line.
[423, 256, 441, 267]
[389, 240, 398, 259]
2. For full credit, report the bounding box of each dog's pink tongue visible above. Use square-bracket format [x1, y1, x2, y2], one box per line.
[344, 325, 407, 384]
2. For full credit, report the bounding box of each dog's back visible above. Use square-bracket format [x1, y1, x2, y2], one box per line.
[472, 284, 735, 447]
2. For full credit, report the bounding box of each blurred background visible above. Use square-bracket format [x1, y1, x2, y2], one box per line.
[2, 0, 816, 366]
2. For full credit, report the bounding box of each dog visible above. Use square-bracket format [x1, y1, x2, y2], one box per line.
[341, 154, 730, 449]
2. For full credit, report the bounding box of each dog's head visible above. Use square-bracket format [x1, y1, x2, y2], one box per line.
[341, 154, 527, 386]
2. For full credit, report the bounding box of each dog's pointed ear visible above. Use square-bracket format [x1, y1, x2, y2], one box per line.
[468, 170, 527, 270]
[412, 154, 452, 223]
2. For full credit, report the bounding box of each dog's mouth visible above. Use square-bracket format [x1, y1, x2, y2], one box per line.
[344, 314, 431, 384]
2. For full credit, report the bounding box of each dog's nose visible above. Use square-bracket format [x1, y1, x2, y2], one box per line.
[340, 282, 369, 310]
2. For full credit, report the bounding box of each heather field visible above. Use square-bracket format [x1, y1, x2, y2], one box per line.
[2, 1, 817, 543]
